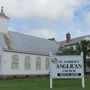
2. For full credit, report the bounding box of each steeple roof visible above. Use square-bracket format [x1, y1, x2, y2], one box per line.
[0, 6, 9, 19]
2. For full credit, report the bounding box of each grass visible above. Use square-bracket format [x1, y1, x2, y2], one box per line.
[0, 76, 90, 90]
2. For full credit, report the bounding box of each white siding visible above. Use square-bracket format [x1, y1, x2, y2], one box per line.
[1, 51, 49, 75]
[0, 56, 1, 70]
[0, 46, 3, 75]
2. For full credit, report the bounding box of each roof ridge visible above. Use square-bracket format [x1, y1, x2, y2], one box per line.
[59, 34, 90, 43]
[8, 31, 56, 42]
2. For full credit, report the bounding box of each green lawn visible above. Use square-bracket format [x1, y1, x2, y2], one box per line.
[0, 76, 90, 90]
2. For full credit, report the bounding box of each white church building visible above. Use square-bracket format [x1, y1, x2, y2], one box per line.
[0, 6, 90, 78]
[0, 7, 59, 77]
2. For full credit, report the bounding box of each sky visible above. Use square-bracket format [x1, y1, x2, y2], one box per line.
[0, 0, 90, 41]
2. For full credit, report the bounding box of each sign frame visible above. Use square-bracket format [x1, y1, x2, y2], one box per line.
[49, 52, 85, 89]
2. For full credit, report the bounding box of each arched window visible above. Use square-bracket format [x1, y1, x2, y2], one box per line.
[24, 56, 31, 69]
[45, 57, 49, 70]
[36, 57, 41, 70]
[11, 54, 19, 70]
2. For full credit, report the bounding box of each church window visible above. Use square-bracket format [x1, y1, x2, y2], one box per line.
[11, 54, 19, 70]
[36, 57, 41, 70]
[45, 57, 49, 70]
[24, 56, 31, 69]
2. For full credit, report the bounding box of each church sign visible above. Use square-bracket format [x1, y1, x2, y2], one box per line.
[51, 56, 83, 78]
[49, 53, 85, 88]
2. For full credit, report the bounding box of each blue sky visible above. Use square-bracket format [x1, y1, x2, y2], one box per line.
[1, 0, 90, 41]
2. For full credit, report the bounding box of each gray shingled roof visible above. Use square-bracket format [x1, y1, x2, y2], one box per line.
[0, 31, 58, 55]
[58, 35, 90, 47]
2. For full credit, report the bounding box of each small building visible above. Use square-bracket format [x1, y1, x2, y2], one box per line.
[58, 32, 90, 73]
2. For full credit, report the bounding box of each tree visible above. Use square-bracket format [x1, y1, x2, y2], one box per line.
[59, 43, 81, 55]
[62, 46, 80, 55]
[59, 40, 90, 74]
[80, 40, 90, 73]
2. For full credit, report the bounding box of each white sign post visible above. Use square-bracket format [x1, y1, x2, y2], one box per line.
[81, 52, 85, 88]
[49, 52, 53, 89]
[49, 52, 85, 89]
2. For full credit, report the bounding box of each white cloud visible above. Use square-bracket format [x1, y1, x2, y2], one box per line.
[85, 12, 90, 25]
[19, 28, 56, 39]
[76, 29, 82, 36]
[31, 29, 55, 39]
[0, 0, 84, 22]
[8, 27, 15, 31]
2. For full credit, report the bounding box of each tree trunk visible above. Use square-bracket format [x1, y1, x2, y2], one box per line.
[83, 52, 86, 74]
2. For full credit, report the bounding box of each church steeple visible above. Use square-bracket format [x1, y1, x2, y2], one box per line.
[0, 6, 9, 33]
[0, 6, 9, 19]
